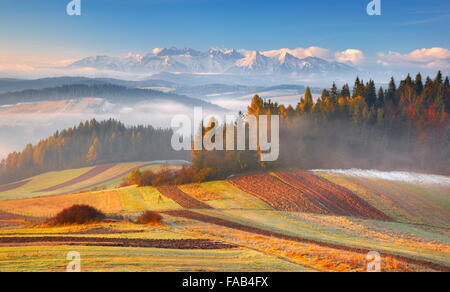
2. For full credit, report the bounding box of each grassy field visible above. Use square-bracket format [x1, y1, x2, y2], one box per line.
[0, 162, 169, 201]
[0, 166, 449, 272]
[0, 223, 309, 272]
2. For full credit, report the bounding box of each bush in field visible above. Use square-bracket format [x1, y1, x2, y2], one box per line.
[49, 205, 105, 226]
[119, 169, 142, 187]
[136, 166, 212, 187]
[135, 211, 162, 225]
[128, 169, 142, 185]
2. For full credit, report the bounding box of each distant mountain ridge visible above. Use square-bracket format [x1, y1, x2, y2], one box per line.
[0, 77, 179, 94]
[0, 83, 224, 111]
[67, 47, 359, 76]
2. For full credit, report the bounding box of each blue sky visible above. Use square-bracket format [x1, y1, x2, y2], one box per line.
[0, 0, 449, 75]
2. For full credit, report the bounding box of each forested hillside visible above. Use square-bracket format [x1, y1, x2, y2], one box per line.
[0, 119, 189, 184]
[190, 72, 450, 180]
[0, 83, 218, 108]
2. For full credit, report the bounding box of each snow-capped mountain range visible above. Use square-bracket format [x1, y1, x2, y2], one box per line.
[67, 47, 358, 76]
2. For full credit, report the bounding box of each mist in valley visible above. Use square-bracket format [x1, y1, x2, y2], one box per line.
[0, 97, 229, 160]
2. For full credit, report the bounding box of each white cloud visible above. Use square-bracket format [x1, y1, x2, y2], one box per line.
[335, 49, 365, 64]
[377, 47, 450, 69]
[262, 47, 365, 65]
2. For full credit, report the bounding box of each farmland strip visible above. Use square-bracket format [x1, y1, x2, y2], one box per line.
[157, 186, 212, 209]
[0, 236, 236, 250]
[0, 180, 31, 193]
[229, 174, 327, 213]
[163, 210, 450, 271]
[53, 162, 162, 196]
[35, 164, 117, 193]
[275, 171, 391, 220]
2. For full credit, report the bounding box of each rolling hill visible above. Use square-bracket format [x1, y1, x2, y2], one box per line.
[0, 165, 448, 272]
[0, 83, 223, 109]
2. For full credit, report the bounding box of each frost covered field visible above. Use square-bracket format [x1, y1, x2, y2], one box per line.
[313, 169, 450, 187]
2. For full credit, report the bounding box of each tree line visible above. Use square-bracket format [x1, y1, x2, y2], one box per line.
[187, 71, 450, 180]
[0, 119, 189, 184]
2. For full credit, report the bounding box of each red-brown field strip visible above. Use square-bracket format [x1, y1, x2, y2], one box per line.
[35, 164, 117, 193]
[0, 180, 31, 192]
[163, 210, 450, 271]
[229, 173, 329, 214]
[0, 236, 236, 250]
[275, 171, 391, 220]
[157, 186, 212, 209]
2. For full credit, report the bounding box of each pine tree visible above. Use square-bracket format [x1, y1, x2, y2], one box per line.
[423, 77, 435, 103]
[321, 89, 330, 101]
[301, 87, 314, 112]
[330, 82, 339, 100]
[341, 84, 351, 97]
[435, 71, 443, 86]
[377, 87, 385, 108]
[386, 77, 397, 105]
[352, 77, 364, 98]
[364, 80, 377, 107]
[414, 73, 423, 96]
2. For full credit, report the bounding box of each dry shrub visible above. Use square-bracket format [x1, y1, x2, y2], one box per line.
[137, 166, 211, 187]
[48, 205, 105, 226]
[136, 211, 163, 225]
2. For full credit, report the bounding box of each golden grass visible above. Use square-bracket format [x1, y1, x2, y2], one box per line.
[178, 184, 224, 202]
[176, 218, 438, 272]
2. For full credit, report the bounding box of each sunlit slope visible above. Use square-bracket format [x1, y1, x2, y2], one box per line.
[0, 170, 449, 270]
[0, 223, 310, 272]
[315, 171, 450, 228]
[0, 162, 175, 200]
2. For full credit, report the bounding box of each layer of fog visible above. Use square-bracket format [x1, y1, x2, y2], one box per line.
[313, 169, 450, 186]
[209, 93, 321, 112]
[0, 98, 229, 160]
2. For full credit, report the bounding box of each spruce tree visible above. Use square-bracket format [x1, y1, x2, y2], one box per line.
[377, 87, 385, 108]
[341, 84, 351, 98]
[352, 77, 361, 98]
[414, 73, 423, 96]
[386, 77, 397, 105]
[364, 80, 377, 107]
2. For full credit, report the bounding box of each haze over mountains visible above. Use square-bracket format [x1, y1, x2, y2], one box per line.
[67, 47, 358, 77]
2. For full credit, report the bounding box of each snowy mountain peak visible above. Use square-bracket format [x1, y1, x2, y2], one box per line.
[67, 47, 358, 76]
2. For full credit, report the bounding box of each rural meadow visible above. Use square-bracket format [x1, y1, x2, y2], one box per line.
[0, 0, 449, 277]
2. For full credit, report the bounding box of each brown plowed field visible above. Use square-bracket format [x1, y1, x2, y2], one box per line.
[229, 174, 327, 213]
[0, 180, 31, 192]
[157, 186, 212, 209]
[163, 210, 449, 272]
[276, 171, 391, 220]
[36, 164, 117, 193]
[0, 236, 236, 250]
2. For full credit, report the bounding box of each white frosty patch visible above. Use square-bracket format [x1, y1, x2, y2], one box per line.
[312, 169, 450, 187]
